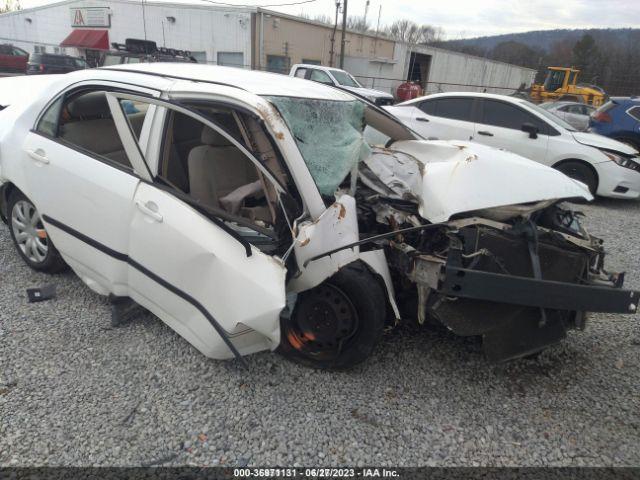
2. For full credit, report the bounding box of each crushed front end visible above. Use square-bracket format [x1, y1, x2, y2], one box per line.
[356, 143, 639, 361]
[380, 207, 639, 361]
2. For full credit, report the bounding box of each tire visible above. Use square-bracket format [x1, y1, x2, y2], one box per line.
[7, 190, 67, 273]
[278, 262, 386, 370]
[555, 160, 598, 195]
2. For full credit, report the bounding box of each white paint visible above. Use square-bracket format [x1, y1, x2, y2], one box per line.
[387, 92, 640, 199]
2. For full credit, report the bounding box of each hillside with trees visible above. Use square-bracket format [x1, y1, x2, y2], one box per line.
[436, 29, 640, 95]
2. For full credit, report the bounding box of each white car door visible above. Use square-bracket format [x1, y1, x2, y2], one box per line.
[407, 97, 476, 141]
[104, 92, 288, 361]
[473, 99, 550, 165]
[20, 83, 156, 295]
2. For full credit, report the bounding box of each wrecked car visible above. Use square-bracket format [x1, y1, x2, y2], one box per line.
[0, 64, 638, 369]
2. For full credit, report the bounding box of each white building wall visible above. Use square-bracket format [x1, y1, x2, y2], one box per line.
[0, 0, 253, 66]
[354, 42, 536, 97]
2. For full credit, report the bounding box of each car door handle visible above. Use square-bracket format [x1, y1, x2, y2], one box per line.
[27, 149, 49, 164]
[477, 131, 494, 137]
[136, 201, 163, 222]
[416, 117, 430, 122]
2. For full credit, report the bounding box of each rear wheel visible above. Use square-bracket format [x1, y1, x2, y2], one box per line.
[555, 160, 598, 195]
[279, 262, 386, 369]
[8, 190, 67, 273]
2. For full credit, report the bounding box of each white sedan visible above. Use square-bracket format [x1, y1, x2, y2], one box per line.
[0, 64, 637, 366]
[386, 92, 640, 199]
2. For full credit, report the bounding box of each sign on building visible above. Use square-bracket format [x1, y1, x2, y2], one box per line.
[70, 7, 111, 28]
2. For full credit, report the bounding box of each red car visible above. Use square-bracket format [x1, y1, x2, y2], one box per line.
[0, 44, 28, 74]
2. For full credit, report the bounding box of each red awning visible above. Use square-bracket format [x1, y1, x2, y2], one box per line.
[60, 29, 109, 50]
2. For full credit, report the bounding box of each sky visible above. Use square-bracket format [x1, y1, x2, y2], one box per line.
[17, 0, 640, 39]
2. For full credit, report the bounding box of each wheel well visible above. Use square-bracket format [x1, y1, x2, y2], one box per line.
[551, 159, 599, 190]
[0, 182, 17, 223]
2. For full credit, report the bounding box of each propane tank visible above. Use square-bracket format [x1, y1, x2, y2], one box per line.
[396, 81, 423, 102]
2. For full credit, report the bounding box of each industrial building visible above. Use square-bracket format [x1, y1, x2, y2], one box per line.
[0, 0, 536, 95]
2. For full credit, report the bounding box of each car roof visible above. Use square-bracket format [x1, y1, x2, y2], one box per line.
[104, 63, 354, 100]
[292, 64, 347, 74]
[399, 91, 532, 106]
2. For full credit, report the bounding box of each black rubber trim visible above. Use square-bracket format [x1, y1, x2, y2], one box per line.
[41, 214, 247, 366]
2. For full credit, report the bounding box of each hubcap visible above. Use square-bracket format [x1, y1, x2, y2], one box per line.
[11, 200, 48, 263]
[286, 284, 358, 356]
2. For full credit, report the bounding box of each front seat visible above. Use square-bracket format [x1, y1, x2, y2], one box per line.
[187, 126, 258, 209]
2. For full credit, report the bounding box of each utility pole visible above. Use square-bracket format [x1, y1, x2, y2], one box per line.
[329, 1, 340, 67]
[339, 0, 347, 69]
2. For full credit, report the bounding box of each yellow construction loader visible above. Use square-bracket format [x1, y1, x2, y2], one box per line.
[530, 67, 606, 107]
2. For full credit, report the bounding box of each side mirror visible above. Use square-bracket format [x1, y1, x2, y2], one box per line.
[521, 122, 539, 139]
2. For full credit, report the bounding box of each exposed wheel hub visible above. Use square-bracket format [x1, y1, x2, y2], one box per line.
[287, 284, 358, 352]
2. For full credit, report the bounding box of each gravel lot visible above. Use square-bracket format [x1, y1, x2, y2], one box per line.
[1, 198, 639, 467]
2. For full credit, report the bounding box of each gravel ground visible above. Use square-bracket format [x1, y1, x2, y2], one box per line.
[0, 198, 639, 467]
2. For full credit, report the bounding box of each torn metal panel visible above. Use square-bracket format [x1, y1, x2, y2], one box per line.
[363, 140, 593, 223]
[288, 194, 360, 293]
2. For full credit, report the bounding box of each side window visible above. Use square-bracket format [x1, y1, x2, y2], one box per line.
[309, 69, 333, 85]
[481, 100, 546, 133]
[628, 106, 640, 122]
[431, 98, 474, 121]
[154, 104, 285, 230]
[294, 67, 307, 79]
[36, 90, 151, 170]
[418, 100, 437, 115]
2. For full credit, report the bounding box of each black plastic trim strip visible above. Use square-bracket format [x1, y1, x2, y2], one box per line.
[41, 214, 247, 366]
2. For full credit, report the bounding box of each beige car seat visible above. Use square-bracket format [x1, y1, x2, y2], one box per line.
[187, 126, 259, 209]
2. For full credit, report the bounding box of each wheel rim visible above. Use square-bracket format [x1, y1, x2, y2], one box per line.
[285, 284, 359, 359]
[11, 200, 48, 263]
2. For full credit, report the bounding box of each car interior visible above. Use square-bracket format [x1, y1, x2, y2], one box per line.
[57, 91, 146, 168]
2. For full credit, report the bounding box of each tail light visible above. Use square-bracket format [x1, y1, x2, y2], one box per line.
[592, 111, 611, 123]
[39, 64, 45, 72]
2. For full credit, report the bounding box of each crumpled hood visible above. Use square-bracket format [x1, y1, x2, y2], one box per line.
[341, 85, 394, 100]
[572, 131, 638, 155]
[359, 140, 592, 223]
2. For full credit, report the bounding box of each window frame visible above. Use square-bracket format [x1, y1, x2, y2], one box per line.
[32, 81, 161, 179]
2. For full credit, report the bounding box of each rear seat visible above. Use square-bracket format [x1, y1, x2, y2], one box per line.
[59, 92, 145, 167]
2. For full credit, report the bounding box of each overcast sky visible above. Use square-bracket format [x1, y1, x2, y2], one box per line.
[18, 0, 640, 39]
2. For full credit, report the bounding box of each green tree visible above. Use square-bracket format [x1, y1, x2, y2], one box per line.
[572, 34, 601, 82]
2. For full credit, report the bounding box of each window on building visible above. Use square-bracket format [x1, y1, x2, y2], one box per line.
[266, 55, 290, 74]
[190, 51, 207, 64]
[217, 52, 244, 68]
[302, 59, 321, 65]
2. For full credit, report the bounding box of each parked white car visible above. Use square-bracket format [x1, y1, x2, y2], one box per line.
[539, 101, 596, 131]
[1, 65, 637, 367]
[289, 64, 394, 106]
[386, 92, 640, 198]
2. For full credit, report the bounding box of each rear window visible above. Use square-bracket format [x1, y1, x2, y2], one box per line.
[419, 98, 474, 122]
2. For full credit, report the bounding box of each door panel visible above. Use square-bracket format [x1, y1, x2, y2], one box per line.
[22, 131, 139, 294]
[412, 98, 475, 141]
[127, 182, 286, 359]
[475, 100, 550, 164]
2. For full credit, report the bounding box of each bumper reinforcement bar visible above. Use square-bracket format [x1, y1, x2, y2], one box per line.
[439, 266, 640, 314]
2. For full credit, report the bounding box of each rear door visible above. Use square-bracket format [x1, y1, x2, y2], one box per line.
[474, 99, 550, 164]
[105, 92, 288, 360]
[410, 97, 476, 141]
[21, 82, 156, 294]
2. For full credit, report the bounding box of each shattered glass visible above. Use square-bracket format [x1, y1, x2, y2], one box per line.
[267, 97, 371, 196]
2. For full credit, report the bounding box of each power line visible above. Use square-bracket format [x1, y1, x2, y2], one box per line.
[197, 0, 317, 7]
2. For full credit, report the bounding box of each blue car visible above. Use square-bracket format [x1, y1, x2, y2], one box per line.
[590, 97, 640, 152]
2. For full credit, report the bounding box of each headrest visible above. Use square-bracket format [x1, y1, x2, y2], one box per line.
[67, 92, 110, 118]
[201, 126, 232, 146]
